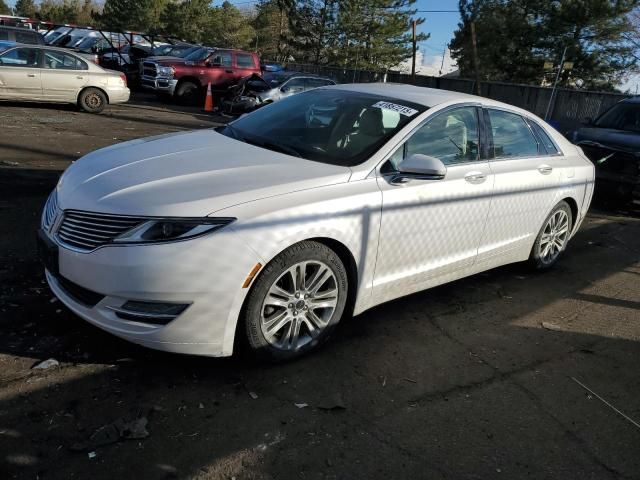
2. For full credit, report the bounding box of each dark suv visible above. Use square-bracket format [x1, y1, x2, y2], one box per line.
[573, 97, 640, 204]
[0, 26, 44, 45]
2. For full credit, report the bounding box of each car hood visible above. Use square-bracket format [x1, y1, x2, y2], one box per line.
[575, 127, 640, 152]
[56, 129, 352, 217]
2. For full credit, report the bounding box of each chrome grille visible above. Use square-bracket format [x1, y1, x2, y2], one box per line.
[56, 210, 145, 252]
[142, 61, 158, 78]
[42, 191, 58, 230]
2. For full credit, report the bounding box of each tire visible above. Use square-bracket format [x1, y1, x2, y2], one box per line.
[174, 81, 201, 106]
[528, 200, 573, 270]
[78, 88, 107, 114]
[242, 241, 349, 361]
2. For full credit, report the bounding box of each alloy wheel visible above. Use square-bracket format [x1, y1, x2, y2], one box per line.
[260, 260, 338, 351]
[538, 209, 569, 265]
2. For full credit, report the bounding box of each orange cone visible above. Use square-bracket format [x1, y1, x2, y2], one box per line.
[204, 82, 214, 112]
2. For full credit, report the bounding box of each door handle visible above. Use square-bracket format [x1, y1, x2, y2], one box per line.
[537, 164, 553, 175]
[76, 76, 84, 79]
[464, 171, 487, 184]
[225, 69, 233, 73]
[27, 73, 36, 77]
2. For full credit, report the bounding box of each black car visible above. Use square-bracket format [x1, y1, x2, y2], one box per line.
[0, 26, 44, 45]
[573, 97, 640, 204]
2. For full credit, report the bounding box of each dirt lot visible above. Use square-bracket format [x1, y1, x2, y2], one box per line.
[1, 95, 639, 480]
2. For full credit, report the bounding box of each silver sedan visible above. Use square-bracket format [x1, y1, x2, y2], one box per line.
[0, 44, 129, 113]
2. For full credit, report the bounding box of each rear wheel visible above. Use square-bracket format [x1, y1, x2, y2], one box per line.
[528, 201, 573, 270]
[78, 88, 107, 114]
[174, 81, 201, 106]
[242, 241, 349, 361]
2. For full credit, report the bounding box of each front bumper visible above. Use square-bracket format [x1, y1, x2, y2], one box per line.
[141, 75, 178, 95]
[42, 226, 263, 357]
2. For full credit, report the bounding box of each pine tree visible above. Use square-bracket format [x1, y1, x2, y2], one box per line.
[253, 0, 295, 62]
[0, 0, 11, 15]
[450, 0, 640, 90]
[288, 0, 339, 64]
[207, 2, 255, 49]
[96, 0, 168, 33]
[15, 0, 38, 17]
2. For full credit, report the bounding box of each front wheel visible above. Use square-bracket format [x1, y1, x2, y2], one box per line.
[78, 88, 107, 113]
[528, 201, 573, 270]
[242, 241, 349, 361]
[174, 81, 201, 106]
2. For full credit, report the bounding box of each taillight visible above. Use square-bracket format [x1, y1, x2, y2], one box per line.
[120, 73, 127, 87]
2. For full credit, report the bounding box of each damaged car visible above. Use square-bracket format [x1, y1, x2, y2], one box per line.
[221, 71, 336, 114]
[573, 97, 640, 205]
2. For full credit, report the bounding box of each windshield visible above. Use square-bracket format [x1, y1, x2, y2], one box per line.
[594, 103, 640, 132]
[183, 47, 211, 62]
[219, 89, 427, 167]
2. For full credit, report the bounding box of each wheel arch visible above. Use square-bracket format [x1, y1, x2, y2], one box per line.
[232, 236, 360, 355]
[560, 196, 579, 229]
[176, 76, 202, 89]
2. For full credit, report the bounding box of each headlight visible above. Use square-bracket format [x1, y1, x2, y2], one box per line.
[113, 217, 235, 244]
[158, 66, 174, 77]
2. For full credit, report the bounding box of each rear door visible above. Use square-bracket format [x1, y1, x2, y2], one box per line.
[0, 47, 42, 100]
[235, 51, 258, 81]
[477, 108, 563, 264]
[41, 49, 89, 101]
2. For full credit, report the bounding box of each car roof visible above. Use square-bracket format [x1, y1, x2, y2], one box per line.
[265, 71, 333, 81]
[326, 83, 482, 107]
[0, 25, 38, 32]
[621, 96, 640, 104]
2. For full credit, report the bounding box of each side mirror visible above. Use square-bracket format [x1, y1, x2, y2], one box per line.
[581, 116, 593, 126]
[394, 154, 447, 182]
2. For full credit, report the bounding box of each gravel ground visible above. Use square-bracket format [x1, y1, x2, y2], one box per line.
[0, 95, 639, 480]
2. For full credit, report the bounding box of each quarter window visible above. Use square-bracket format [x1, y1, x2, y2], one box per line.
[236, 53, 255, 68]
[405, 106, 480, 165]
[16, 31, 37, 44]
[0, 47, 39, 67]
[305, 78, 334, 89]
[488, 109, 538, 158]
[527, 119, 561, 155]
[43, 50, 87, 70]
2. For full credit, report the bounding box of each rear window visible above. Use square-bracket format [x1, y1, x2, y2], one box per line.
[236, 53, 255, 68]
[15, 31, 38, 44]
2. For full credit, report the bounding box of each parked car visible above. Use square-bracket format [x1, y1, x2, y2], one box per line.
[0, 25, 44, 45]
[0, 44, 129, 113]
[141, 46, 261, 104]
[572, 97, 640, 204]
[0, 40, 17, 53]
[38, 84, 594, 360]
[221, 71, 336, 114]
[260, 62, 284, 72]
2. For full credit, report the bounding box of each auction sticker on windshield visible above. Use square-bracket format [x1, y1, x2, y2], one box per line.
[372, 101, 418, 117]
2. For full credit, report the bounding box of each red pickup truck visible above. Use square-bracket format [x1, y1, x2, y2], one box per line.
[141, 47, 261, 104]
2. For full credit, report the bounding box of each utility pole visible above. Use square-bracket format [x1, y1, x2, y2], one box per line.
[470, 21, 481, 96]
[411, 19, 417, 81]
[439, 44, 447, 76]
[544, 46, 568, 121]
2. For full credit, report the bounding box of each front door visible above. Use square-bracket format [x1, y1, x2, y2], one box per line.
[41, 49, 89, 101]
[0, 47, 42, 100]
[373, 105, 494, 305]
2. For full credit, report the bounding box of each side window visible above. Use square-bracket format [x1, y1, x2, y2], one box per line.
[236, 53, 255, 68]
[43, 50, 87, 70]
[210, 52, 232, 67]
[488, 109, 539, 158]
[283, 77, 306, 92]
[406, 106, 480, 165]
[0, 47, 39, 67]
[305, 78, 334, 89]
[527, 119, 561, 155]
[16, 31, 36, 44]
[0, 31, 8, 41]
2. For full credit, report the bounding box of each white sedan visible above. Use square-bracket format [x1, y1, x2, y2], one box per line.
[38, 84, 594, 360]
[0, 44, 129, 113]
